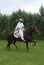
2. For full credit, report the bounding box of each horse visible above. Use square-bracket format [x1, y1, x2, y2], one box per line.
[6, 24, 38, 52]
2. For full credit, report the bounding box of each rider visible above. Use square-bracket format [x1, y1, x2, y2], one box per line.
[14, 18, 25, 41]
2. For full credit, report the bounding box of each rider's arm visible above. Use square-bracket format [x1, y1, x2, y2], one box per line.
[15, 22, 20, 31]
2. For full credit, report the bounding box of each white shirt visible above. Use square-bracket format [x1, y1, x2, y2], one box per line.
[15, 22, 24, 30]
[14, 22, 25, 39]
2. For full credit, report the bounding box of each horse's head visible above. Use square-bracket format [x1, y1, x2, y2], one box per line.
[31, 24, 38, 33]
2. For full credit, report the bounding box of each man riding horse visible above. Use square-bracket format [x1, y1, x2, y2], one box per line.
[7, 19, 38, 52]
[14, 18, 25, 41]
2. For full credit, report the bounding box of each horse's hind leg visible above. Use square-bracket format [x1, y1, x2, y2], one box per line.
[6, 40, 11, 50]
[13, 41, 18, 50]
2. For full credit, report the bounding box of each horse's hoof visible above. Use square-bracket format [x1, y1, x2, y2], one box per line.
[32, 43, 36, 46]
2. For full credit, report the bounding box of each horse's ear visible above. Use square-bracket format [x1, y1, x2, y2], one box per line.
[33, 21, 36, 24]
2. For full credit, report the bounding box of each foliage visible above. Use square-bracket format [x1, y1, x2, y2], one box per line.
[0, 6, 44, 39]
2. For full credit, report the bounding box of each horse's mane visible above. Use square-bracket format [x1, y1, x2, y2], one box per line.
[25, 25, 32, 31]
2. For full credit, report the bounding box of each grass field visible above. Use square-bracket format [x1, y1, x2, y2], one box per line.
[0, 40, 44, 65]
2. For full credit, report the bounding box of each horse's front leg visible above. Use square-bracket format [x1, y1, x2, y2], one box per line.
[32, 40, 36, 46]
[26, 42, 28, 52]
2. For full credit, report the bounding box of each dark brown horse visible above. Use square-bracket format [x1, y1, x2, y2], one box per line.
[6, 24, 38, 52]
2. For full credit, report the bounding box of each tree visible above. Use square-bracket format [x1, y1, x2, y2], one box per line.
[39, 5, 44, 38]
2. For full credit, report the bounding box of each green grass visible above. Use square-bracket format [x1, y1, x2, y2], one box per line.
[0, 40, 44, 65]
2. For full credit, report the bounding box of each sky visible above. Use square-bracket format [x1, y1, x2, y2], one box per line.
[0, 0, 44, 15]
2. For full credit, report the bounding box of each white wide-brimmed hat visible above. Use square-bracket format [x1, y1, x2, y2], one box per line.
[19, 18, 24, 22]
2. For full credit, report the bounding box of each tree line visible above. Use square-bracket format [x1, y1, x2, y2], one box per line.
[0, 6, 44, 39]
